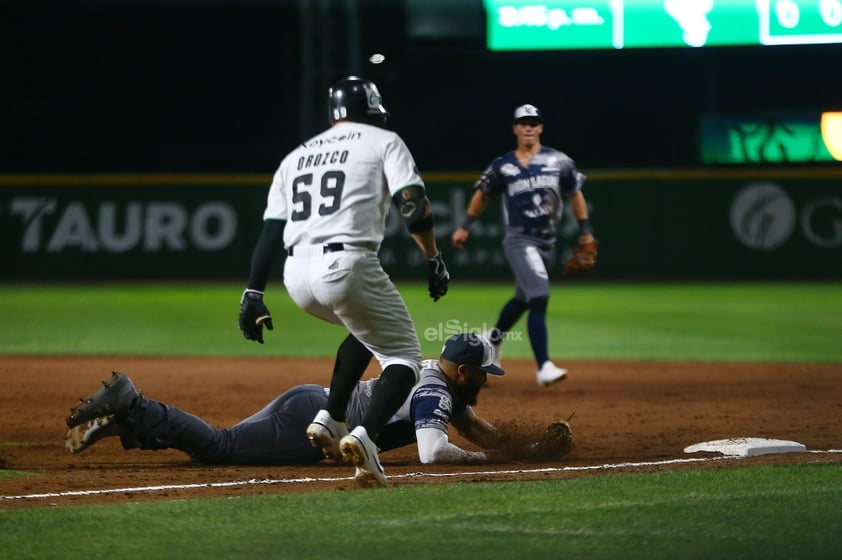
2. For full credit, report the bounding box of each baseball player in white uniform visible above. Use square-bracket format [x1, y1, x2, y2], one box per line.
[238, 76, 450, 487]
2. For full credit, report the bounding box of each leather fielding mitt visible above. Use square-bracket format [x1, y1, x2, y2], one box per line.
[529, 415, 574, 461]
[483, 414, 575, 463]
[564, 239, 598, 276]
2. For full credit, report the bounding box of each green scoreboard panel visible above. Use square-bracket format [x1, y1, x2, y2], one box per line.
[486, 0, 842, 50]
[701, 111, 842, 164]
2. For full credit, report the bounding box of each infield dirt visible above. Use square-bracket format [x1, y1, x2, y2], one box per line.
[2, 356, 840, 509]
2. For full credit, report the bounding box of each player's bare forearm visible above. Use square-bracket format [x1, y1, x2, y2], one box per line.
[568, 191, 594, 244]
[409, 199, 449, 301]
[408, 201, 440, 258]
[410, 228, 439, 259]
[568, 190, 589, 221]
[452, 190, 490, 249]
[453, 412, 502, 450]
[467, 190, 491, 219]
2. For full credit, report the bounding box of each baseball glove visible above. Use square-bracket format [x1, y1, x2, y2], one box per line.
[564, 239, 598, 276]
[529, 415, 574, 461]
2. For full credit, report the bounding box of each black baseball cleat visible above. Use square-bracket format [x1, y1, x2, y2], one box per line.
[66, 371, 139, 429]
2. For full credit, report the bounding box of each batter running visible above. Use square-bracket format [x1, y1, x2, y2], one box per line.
[238, 76, 449, 487]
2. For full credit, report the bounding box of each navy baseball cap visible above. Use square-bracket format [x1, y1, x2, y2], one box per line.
[513, 104, 543, 124]
[440, 333, 505, 376]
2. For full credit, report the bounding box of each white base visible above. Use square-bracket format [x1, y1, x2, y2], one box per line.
[684, 437, 807, 457]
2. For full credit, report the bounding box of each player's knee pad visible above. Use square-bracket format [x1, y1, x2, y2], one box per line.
[527, 296, 549, 313]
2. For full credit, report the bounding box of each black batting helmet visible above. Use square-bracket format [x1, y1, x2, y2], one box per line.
[328, 76, 389, 126]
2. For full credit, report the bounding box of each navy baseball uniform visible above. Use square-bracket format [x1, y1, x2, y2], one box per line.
[478, 146, 584, 302]
[452, 104, 595, 386]
[66, 359, 496, 465]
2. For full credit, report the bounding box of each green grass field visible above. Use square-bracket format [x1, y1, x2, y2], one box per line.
[1, 282, 841, 558]
[2, 465, 841, 559]
[1, 282, 840, 362]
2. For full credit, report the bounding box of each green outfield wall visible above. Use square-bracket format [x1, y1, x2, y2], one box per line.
[1, 169, 840, 281]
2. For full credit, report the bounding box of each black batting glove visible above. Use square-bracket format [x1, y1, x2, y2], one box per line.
[426, 252, 450, 302]
[239, 289, 274, 343]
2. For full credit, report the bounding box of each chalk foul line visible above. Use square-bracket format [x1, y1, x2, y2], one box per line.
[4, 450, 841, 502]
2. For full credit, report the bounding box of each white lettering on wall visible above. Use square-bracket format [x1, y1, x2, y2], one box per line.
[730, 183, 842, 249]
[11, 197, 57, 251]
[192, 203, 237, 250]
[801, 197, 842, 248]
[9, 198, 237, 253]
[99, 203, 142, 252]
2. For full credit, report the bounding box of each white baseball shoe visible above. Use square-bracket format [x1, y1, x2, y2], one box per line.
[340, 426, 386, 488]
[490, 343, 502, 368]
[306, 410, 348, 462]
[537, 361, 568, 386]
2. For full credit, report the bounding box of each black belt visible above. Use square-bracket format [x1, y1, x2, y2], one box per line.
[287, 242, 345, 257]
[513, 227, 556, 240]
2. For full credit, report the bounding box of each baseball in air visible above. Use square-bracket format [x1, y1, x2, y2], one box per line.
[369, 53, 385, 65]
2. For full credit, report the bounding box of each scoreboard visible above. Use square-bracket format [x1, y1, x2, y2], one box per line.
[486, 0, 842, 50]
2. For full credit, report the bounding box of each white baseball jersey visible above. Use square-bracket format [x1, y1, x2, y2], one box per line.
[274, 120, 425, 375]
[264, 121, 424, 248]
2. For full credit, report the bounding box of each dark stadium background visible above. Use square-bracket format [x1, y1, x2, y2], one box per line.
[3, 0, 839, 174]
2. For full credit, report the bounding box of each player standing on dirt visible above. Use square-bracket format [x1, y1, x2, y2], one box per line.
[451, 104, 597, 386]
[237, 76, 450, 487]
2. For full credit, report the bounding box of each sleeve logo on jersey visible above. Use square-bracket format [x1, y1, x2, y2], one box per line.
[438, 393, 452, 413]
[541, 156, 561, 173]
[500, 163, 521, 177]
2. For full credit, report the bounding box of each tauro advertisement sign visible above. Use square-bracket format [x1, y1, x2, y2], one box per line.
[1, 172, 840, 280]
[10, 198, 237, 253]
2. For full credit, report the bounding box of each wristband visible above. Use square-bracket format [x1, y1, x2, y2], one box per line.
[577, 219, 593, 236]
[462, 215, 477, 230]
[241, 289, 264, 304]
